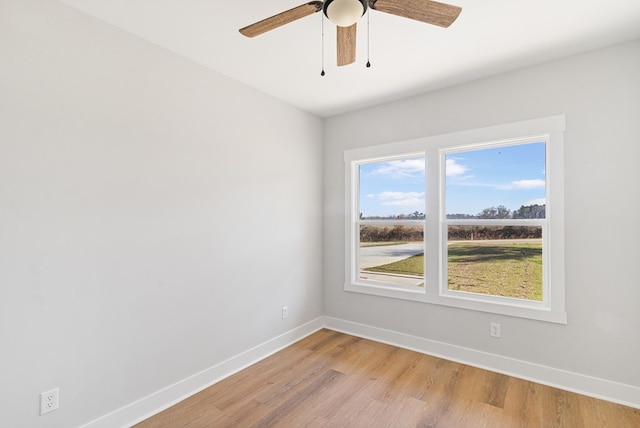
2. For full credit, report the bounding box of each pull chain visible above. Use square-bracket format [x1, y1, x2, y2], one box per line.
[366, 6, 371, 68]
[321, 12, 326, 76]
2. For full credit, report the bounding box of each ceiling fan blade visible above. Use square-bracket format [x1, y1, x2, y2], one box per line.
[337, 23, 357, 66]
[369, 0, 461, 28]
[239, 1, 323, 38]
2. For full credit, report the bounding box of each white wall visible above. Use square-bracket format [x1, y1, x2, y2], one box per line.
[0, 1, 323, 427]
[324, 38, 640, 392]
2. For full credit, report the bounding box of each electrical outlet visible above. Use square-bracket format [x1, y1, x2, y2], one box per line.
[490, 322, 501, 338]
[40, 388, 59, 415]
[282, 306, 288, 319]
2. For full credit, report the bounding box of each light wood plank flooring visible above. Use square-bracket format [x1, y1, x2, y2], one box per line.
[135, 329, 640, 427]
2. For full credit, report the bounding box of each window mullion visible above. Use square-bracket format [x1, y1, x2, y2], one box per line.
[425, 149, 441, 296]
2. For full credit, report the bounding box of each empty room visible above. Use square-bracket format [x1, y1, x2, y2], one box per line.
[1, 0, 640, 427]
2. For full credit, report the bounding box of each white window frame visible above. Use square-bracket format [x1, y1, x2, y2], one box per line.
[344, 115, 566, 323]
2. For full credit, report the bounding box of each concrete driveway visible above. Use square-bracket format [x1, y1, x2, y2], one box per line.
[359, 242, 424, 269]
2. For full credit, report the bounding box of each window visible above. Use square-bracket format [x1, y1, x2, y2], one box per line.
[345, 116, 566, 323]
[443, 141, 547, 304]
[355, 155, 426, 290]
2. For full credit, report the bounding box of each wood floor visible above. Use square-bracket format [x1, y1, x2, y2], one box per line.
[135, 329, 640, 427]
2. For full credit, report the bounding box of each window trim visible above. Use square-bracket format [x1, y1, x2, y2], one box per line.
[344, 115, 566, 324]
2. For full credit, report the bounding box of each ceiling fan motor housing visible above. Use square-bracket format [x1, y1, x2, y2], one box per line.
[323, 0, 368, 27]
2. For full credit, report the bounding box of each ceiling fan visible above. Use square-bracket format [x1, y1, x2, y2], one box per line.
[239, 0, 462, 67]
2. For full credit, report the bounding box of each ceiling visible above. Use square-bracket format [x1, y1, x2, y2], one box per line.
[58, 0, 640, 118]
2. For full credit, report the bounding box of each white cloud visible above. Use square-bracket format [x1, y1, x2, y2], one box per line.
[372, 159, 424, 177]
[446, 158, 469, 177]
[499, 179, 545, 190]
[513, 179, 545, 189]
[377, 191, 425, 207]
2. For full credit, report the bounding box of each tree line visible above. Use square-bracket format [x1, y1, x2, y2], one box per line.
[363, 205, 545, 221]
[447, 204, 545, 219]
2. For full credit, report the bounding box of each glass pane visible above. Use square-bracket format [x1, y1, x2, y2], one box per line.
[446, 142, 546, 219]
[359, 157, 425, 220]
[359, 225, 424, 287]
[447, 225, 543, 301]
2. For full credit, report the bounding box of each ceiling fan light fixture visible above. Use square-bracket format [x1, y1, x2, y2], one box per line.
[324, 0, 367, 27]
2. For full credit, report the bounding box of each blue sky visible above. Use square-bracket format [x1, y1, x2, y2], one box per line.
[359, 142, 546, 217]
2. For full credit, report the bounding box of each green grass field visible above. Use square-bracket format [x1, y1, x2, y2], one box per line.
[365, 242, 543, 300]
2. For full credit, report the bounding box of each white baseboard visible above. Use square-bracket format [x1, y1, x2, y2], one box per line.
[79, 317, 325, 428]
[323, 316, 640, 410]
[81, 315, 639, 427]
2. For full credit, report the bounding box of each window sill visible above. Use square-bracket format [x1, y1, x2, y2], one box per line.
[345, 281, 567, 324]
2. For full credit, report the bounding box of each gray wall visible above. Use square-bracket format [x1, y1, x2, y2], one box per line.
[324, 39, 640, 388]
[0, 1, 323, 427]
